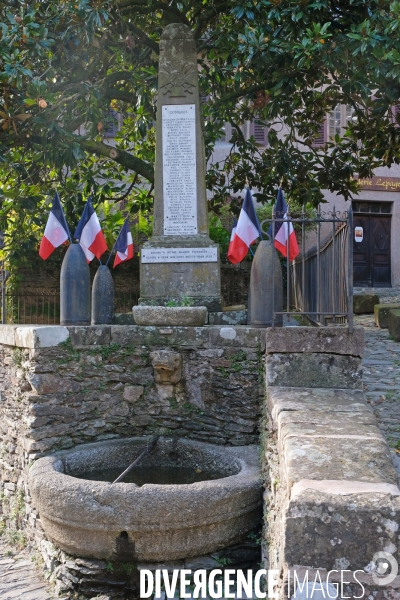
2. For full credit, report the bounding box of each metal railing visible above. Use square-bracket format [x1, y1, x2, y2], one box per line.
[4, 290, 61, 324]
[0, 289, 139, 325]
[221, 264, 251, 307]
[261, 205, 353, 332]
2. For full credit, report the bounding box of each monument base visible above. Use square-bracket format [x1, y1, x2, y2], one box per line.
[139, 236, 222, 312]
[138, 295, 222, 312]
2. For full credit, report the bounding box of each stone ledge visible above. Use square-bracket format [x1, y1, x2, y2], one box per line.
[0, 325, 70, 348]
[374, 302, 400, 328]
[266, 353, 363, 388]
[285, 486, 400, 571]
[353, 292, 380, 314]
[265, 326, 364, 357]
[0, 324, 266, 350]
[266, 385, 400, 578]
[388, 308, 400, 342]
[268, 387, 397, 487]
[291, 478, 400, 497]
[268, 386, 397, 485]
[267, 387, 369, 421]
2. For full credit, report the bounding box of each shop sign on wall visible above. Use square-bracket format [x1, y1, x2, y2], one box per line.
[354, 176, 400, 192]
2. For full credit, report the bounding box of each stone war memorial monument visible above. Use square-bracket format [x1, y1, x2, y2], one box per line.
[139, 24, 222, 311]
[1, 22, 400, 600]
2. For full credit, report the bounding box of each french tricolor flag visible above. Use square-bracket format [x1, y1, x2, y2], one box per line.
[113, 219, 134, 268]
[227, 217, 238, 260]
[74, 198, 108, 262]
[39, 192, 71, 260]
[227, 189, 261, 264]
[269, 188, 299, 260]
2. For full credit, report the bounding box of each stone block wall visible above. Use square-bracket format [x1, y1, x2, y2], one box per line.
[262, 327, 400, 599]
[0, 324, 264, 552]
[4, 323, 400, 599]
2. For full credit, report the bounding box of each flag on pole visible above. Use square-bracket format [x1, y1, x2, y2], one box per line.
[269, 188, 299, 260]
[227, 188, 261, 264]
[74, 198, 107, 262]
[227, 217, 238, 261]
[39, 192, 71, 260]
[113, 219, 134, 268]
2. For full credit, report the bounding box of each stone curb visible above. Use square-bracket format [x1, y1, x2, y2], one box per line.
[266, 385, 400, 572]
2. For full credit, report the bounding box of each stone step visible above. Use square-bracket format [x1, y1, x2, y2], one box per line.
[388, 308, 400, 342]
[374, 302, 400, 328]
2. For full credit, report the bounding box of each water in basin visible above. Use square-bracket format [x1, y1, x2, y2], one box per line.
[76, 465, 228, 485]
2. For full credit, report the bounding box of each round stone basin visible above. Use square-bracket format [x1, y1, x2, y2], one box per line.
[29, 437, 262, 562]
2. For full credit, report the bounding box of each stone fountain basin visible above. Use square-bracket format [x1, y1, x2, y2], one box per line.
[29, 437, 262, 562]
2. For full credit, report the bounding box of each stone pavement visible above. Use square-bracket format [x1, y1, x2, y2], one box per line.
[354, 287, 400, 450]
[0, 539, 54, 599]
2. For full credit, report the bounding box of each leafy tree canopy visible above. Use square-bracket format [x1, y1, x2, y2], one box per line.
[1, 0, 400, 275]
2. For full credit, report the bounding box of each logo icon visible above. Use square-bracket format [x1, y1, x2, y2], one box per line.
[371, 552, 398, 586]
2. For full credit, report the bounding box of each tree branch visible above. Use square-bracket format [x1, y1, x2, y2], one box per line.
[103, 88, 137, 104]
[117, 1, 191, 26]
[218, 84, 270, 106]
[193, 1, 230, 39]
[104, 173, 138, 201]
[79, 138, 154, 183]
[125, 21, 159, 54]
[227, 115, 246, 145]
[102, 71, 135, 87]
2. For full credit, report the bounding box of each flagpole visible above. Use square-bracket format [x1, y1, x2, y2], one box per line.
[56, 189, 73, 244]
[106, 219, 127, 267]
[246, 184, 263, 241]
[89, 193, 102, 265]
[105, 240, 118, 267]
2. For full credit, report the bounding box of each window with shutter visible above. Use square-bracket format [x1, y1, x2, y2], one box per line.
[312, 119, 326, 147]
[218, 122, 233, 142]
[328, 104, 355, 141]
[250, 119, 268, 145]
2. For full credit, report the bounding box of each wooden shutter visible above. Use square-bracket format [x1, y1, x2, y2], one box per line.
[312, 118, 327, 147]
[250, 119, 268, 145]
[104, 109, 119, 138]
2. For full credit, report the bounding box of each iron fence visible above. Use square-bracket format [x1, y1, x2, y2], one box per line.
[221, 265, 251, 307]
[0, 289, 139, 325]
[261, 205, 353, 332]
[0, 211, 352, 328]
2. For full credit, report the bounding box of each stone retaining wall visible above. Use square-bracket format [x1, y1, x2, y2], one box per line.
[262, 327, 400, 599]
[3, 323, 400, 599]
[0, 324, 264, 596]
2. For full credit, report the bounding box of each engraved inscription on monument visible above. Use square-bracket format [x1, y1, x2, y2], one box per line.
[162, 104, 197, 235]
[142, 247, 218, 263]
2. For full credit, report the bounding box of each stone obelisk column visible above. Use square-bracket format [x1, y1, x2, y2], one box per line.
[139, 23, 222, 311]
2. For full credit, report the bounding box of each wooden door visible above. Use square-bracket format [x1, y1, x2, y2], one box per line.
[353, 214, 391, 286]
[353, 215, 371, 285]
[371, 216, 391, 285]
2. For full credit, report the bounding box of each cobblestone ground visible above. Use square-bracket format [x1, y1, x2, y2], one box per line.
[354, 287, 400, 449]
[0, 539, 54, 599]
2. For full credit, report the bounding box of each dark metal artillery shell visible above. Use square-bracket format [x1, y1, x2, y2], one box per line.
[91, 264, 114, 325]
[60, 244, 91, 326]
[249, 240, 283, 327]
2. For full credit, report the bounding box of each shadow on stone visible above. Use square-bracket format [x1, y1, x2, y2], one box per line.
[113, 531, 136, 563]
